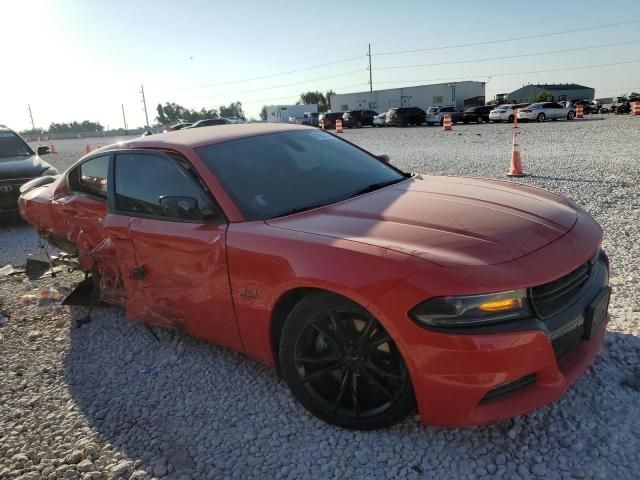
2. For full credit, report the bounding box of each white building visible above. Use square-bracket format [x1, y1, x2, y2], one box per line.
[265, 104, 318, 123]
[330, 81, 486, 112]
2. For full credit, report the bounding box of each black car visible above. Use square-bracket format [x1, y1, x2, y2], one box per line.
[186, 118, 229, 128]
[0, 127, 58, 217]
[319, 112, 345, 130]
[342, 110, 378, 128]
[463, 105, 495, 123]
[385, 107, 426, 127]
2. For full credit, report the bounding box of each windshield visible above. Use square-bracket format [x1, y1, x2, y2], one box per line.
[0, 131, 34, 159]
[197, 130, 406, 221]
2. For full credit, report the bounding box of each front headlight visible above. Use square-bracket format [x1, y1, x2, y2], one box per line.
[409, 289, 530, 328]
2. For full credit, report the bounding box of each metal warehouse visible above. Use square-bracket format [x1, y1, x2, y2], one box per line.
[329, 81, 486, 112]
[508, 83, 595, 103]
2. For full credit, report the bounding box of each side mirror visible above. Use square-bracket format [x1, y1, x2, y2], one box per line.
[377, 153, 391, 163]
[37, 146, 50, 156]
[159, 196, 199, 219]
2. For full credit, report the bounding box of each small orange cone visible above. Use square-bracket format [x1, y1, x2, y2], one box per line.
[507, 131, 526, 177]
[632, 102, 640, 116]
[576, 104, 584, 119]
[514, 109, 519, 128]
[442, 114, 452, 131]
[335, 118, 343, 133]
[50, 143, 57, 153]
[85, 144, 91, 154]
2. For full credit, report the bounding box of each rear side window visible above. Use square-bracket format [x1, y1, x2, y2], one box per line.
[113, 153, 219, 221]
[69, 155, 109, 199]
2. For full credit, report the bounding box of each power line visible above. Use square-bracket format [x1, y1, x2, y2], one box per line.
[375, 20, 640, 56]
[166, 69, 364, 101]
[375, 40, 640, 71]
[153, 55, 365, 93]
[372, 60, 640, 86]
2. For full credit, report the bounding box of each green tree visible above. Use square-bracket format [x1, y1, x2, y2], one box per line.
[48, 121, 104, 133]
[532, 91, 551, 103]
[323, 90, 335, 112]
[218, 101, 245, 119]
[259, 105, 267, 121]
[155, 102, 219, 125]
[297, 90, 335, 112]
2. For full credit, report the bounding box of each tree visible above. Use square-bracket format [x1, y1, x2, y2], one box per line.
[155, 102, 219, 125]
[218, 101, 245, 119]
[297, 90, 335, 112]
[532, 91, 551, 103]
[48, 121, 104, 133]
[259, 105, 267, 121]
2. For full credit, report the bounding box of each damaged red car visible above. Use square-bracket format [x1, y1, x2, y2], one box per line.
[19, 124, 610, 430]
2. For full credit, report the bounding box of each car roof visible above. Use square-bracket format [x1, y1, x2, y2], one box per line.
[108, 123, 314, 150]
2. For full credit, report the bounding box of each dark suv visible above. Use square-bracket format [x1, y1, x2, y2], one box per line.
[342, 110, 378, 128]
[385, 107, 426, 127]
[0, 126, 58, 217]
[463, 105, 495, 123]
[319, 112, 345, 130]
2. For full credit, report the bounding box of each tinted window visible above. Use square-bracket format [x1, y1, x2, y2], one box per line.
[0, 131, 33, 159]
[197, 130, 406, 221]
[114, 153, 217, 221]
[71, 155, 109, 198]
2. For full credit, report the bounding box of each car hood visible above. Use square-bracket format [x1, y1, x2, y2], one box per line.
[0, 155, 55, 179]
[266, 176, 578, 266]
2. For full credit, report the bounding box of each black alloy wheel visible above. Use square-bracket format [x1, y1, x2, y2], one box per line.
[279, 293, 415, 430]
[536, 112, 546, 122]
[508, 115, 514, 122]
[567, 111, 575, 120]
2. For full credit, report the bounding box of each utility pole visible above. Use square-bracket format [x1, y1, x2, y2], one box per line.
[122, 104, 128, 135]
[28, 104, 35, 131]
[367, 43, 373, 92]
[140, 84, 150, 130]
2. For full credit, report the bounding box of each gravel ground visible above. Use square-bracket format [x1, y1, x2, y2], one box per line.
[1, 116, 639, 480]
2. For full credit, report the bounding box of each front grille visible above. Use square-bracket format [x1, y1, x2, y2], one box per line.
[530, 251, 599, 319]
[0, 178, 29, 210]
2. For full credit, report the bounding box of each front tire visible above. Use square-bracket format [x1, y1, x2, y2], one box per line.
[279, 292, 415, 430]
[508, 115, 514, 122]
[536, 113, 546, 122]
[567, 111, 575, 120]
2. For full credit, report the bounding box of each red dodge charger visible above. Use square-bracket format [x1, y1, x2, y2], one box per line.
[19, 124, 610, 430]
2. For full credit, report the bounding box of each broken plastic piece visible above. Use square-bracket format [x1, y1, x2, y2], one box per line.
[0, 314, 7, 326]
[19, 294, 38, 304]
[39, 287, 61, 300]
[0, 265, 17, 276]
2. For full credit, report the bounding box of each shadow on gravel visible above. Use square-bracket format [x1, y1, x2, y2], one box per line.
[528, 175, 631, 186]
[63, 304, 640, 479]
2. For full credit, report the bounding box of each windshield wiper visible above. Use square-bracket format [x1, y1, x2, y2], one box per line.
[348, 178, 406, 198]
[269, 202, 334, 219]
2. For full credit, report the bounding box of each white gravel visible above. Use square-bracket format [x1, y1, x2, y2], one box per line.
[1, 117, 639, 480]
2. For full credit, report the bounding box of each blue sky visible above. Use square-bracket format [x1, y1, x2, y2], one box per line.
[2, 0, 639, 130]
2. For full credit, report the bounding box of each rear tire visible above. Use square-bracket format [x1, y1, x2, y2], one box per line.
[279, 292, 415, 430]
[567, 111, 575, 120]
[536, 113, 546, 122]
[508, 115, 514, 122]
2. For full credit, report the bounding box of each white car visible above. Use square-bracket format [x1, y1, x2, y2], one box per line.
[373, 111, 387, 127]
[488, 103, 530, 122]
[516, 102, 576, 122]
[225, 116, 246, 124]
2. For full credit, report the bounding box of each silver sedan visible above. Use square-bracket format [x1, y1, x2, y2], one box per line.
[517, 102, 576, 122]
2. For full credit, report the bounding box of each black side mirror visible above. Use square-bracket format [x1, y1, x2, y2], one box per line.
[159, 196, 199, 219]
[377, 153, 391, 163]
[37, 146, 50, 156]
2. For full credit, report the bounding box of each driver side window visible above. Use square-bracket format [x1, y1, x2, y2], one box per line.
[113, 153, 222, 222]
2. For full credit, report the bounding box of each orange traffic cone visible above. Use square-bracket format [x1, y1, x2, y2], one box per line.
[514, 109, 519, 128]
[50, 143, 57, 153]
[632, 102, 640, 116]
[507, 132, 526, 177]
[442, 114, 452, 131]
[335, 118, 343, 133]
[85, 144, 91, 154]
[576, 104, 584, 119]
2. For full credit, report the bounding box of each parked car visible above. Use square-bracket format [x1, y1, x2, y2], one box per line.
[0, 126, 58, 218]
[19, 123, 610, 430]
[186, 118, 229, 128]
[425, 106, 464, 126]
[342, 110, 378, 128]
[164, 122, 193, 132]
[319, 112, 345, 130]
[373, 111, 388, 127]
[489, 104, 530, 123]
[289, 112, 319, 127]
[225, 116, 246, 124]
[463, 105, 495, 123]
[385, 107, 426, 127]
[517, 102, 576, 122]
